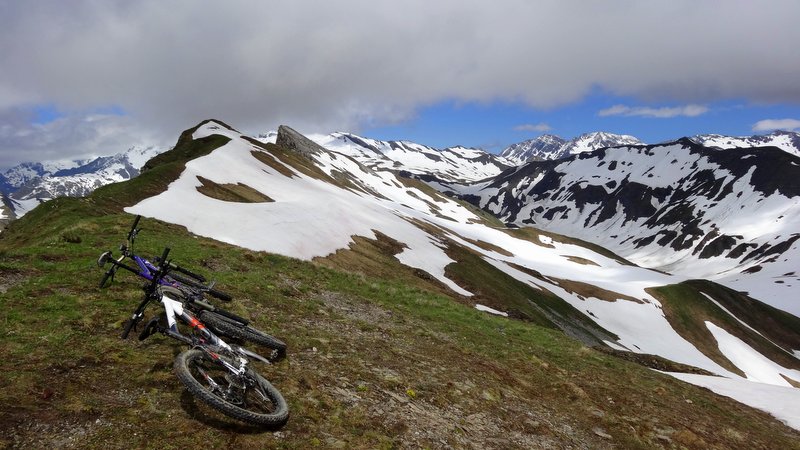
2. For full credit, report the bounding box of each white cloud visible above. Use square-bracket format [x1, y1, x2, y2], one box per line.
[752, 118, 800, 132]
[598, 104, 709, 118]
[513, 123, 551, 132]
[0, 1, 799, 163]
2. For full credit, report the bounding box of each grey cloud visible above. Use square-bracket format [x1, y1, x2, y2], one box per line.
[1, 0, 799, 164]
[0, 109, 159, 169]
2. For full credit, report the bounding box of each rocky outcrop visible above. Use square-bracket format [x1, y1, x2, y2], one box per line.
[276, 125, 326, 160]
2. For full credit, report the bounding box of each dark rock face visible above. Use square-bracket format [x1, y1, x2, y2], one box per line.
[276, 125, 327, 159]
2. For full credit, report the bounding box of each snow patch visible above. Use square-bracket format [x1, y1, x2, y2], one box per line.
[475, 304, 509, 317]
[705, 321, 800, 387]
[668, 372, 800, 431]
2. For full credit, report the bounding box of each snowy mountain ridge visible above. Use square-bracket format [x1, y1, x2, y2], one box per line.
[445, 138, 800, 317]
[500, 132, 643, 164]
[257, 130, 513, 183]
[690, 130, 800, 157]
[501, 134, 567, 165]
[501, 130, 800, 164]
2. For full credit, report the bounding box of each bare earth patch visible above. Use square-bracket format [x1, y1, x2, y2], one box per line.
[195, 176, 273, 203]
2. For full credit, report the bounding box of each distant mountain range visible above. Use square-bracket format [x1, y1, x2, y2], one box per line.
[257, 131, 514, 183]
[0, 145, 163, 222]
[3, 127, 799, 232]
[500, 132, 643, 164]
[440, 137, 800, 317]
[499, 130, 800, 164]
[690, 130, 800, 155]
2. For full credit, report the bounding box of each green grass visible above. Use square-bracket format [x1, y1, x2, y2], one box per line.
[648, 281, 800, 375]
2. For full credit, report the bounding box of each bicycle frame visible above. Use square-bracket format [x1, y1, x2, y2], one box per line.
[151, 290, 271, 368]
[115, 242, 269, 366]
[99, 248, 181, 287]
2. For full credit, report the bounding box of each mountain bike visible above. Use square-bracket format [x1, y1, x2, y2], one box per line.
[97, 215, 287, 359]
[108, 246, 289, 426]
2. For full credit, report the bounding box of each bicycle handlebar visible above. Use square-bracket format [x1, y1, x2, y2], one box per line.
[101, 215, 233, 300]
[155, 258, 207, 283]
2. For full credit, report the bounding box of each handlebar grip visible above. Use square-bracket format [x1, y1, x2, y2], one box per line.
[208, 288, 232, 302]
[159, 247, 171, 268]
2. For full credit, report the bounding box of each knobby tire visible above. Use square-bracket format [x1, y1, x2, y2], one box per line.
[174, 349, 288, 427]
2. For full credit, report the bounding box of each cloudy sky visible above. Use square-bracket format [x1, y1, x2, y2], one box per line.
[1, 0, 799, 168]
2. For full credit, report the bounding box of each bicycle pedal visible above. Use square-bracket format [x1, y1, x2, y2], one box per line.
[138, 316, 162, 341]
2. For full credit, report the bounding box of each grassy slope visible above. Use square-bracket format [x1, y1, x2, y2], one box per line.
[1, 125, 799, 448]
[648, 281, 800, 377]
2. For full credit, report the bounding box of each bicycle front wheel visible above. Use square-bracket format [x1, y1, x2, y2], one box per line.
[174, 349, 289, 427]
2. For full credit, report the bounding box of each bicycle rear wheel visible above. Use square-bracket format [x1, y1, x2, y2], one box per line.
[199, 311, 287, 358]
[174, 349, 288, 427]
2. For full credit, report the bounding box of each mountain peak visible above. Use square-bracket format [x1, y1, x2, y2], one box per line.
[276, 125, 328, 159]
[500, 132, 643, 164]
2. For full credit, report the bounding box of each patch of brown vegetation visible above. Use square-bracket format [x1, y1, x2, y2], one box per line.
[593, 347, 715, 375]
[504, 227, 556, 248]
[249, 150, 296, 178]
[505, 227, 635, 265]
[314, 231, 453, 297]
[0, 266, 27, 294]
[463, 237, 514, 256]
[195, 176, 273, 203]
[395, 177, 450, 204]
[551, 276, 644, 303]
[257, 142, 332, 183]
[563, 255, 600, 266]
[781, 374, 800, 388]
[646, 287, 747, 377]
